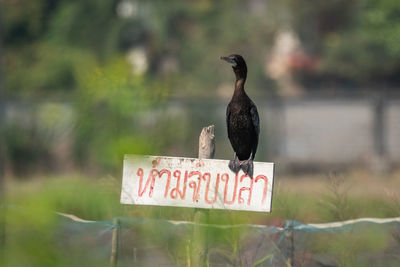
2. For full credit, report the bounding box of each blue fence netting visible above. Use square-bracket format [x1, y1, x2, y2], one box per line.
[2, 206, 400, 266]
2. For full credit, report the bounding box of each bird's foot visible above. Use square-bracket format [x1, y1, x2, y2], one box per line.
[241, 159, 254, 178]
[228, 155, 241, 174]
[241, 153, 254, 178]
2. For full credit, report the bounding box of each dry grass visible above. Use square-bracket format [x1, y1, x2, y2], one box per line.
[279, 168, 400, 198]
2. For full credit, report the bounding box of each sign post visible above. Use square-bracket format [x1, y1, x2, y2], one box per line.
[120, 155, 274, 213]
[193, 125, 215, 266]
[118, 125, 274, 266]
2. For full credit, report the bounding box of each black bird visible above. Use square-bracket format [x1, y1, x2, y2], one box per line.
[221, 54, 260, 178]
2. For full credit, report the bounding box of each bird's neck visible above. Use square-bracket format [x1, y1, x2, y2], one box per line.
[233, 78, 246, 98]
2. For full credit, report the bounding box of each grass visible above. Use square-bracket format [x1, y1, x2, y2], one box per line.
[2, 169, 400, 266]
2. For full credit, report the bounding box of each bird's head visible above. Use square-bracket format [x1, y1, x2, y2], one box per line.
[220, 54, 247, 80]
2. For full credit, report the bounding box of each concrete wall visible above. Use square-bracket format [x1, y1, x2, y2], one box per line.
[281, 100, 375, 164]
[258, 96, 399, 168]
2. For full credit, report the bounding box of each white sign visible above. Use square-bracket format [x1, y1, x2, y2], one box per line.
[120, 155, 275, 212]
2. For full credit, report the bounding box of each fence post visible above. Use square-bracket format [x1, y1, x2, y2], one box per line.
[110, 218, 120, 267]
[372, 93, 389, 174]
[192, 125, 215, 266]
[198, 125, 215, 160]
[284, 220, 294, 267]
[0, 4, 6, 264]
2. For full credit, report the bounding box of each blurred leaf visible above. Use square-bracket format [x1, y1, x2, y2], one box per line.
[74, 58, 163, 171]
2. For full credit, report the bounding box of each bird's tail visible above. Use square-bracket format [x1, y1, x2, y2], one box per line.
[228, 158, 254, 178]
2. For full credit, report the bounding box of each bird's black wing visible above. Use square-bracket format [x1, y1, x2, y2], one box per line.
[250, 101, 260, 159]
[226, 103, 231, 139]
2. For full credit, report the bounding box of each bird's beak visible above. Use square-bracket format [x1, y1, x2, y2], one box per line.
[220, 56, 237, 67]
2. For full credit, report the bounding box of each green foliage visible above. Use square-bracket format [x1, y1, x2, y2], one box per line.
[319, 0, 400, 85]
[3, 123, 51, 175]
[311, 226, 389, 266]
[4, 176, 120, 266]
[4, 0, 400, 96]
[3, 0, 126, 98]
[73, 58, 163, 172]
[5, 43, 90, 97]
[128, 0, 277, 96]
[252, 254, 274, 267]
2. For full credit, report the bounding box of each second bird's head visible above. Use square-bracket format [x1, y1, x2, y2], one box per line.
[220, 54, 247, 80]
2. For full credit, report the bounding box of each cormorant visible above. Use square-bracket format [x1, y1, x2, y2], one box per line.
[220, 54, 260, 178]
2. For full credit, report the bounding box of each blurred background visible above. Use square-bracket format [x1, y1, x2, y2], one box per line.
[2, 0, 400, 179]
[2, 0, 400, 265]
[2, 0, 400, 178]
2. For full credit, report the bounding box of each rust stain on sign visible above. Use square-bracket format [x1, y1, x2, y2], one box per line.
[151, 157, 162, 168]
[196, 160, 205, 168]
